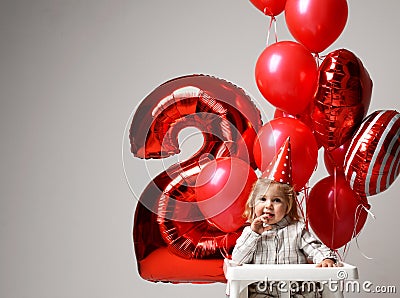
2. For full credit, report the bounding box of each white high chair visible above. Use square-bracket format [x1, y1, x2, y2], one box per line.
[223, 259, 358, 298]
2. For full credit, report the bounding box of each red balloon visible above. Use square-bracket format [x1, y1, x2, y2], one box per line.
[323, 139, 351, 175]
[249, 0, 286, 16]
[308, 175, 369, 249]
[130, 74, 262, 160]
[344, 110, 400, 197]
[285, 0, 348, 53]
[195, 157, 257, 232]
[255, 41, 318, 115]
[133, 193, 241, 282]
[253, 118, 318, 191]
[312, 49, 372, 151]
[139, 247, 227, 283]
[274, 105, 313, 132]
[130, 75, 262, 282]
[274, 105, 324, 149]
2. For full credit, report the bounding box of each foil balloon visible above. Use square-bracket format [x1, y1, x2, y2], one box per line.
[249, 0, 286, 17]
[130, 74, 262, 282]
[312, 49, 372, 151]
[344, 110, 400, 197]
[307, 174, 369, 250]
[133, 181, 240, 283]
[285, 0, 348, 53]
[323, 139, 351, 175]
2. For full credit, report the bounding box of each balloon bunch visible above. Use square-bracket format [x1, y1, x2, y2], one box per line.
[250, 0, 399, 250]
[127, 0, 399, 284]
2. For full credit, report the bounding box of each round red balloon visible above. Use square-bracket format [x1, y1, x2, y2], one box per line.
[255, 41, 318, 115]
[308, 174, 369, 249]
[344, 110, 400, 197]
[285, 0, 348, 53]
[253, 118, 318, 191]
[274, 105, 324, 149]
[249, 0, 286, 16]
[312, 49, 372, 151]
[195, 157, 257, 233]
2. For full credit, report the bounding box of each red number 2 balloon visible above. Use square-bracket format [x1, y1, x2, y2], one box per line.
[129, 74, 262, 282]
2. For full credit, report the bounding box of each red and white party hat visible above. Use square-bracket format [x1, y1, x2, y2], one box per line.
[262, 137, 293, 185]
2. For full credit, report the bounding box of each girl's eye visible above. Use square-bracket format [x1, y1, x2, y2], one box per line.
[259, 197, 267, 202]
[272, 198, 282, 203]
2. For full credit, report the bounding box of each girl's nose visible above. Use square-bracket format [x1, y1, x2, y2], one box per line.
[263, 201, 272, 211]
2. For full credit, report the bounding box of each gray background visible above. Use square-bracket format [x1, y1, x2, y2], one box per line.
[1, 0, 399, 297]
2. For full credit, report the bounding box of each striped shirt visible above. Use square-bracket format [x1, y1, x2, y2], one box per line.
[232, 216, 337, 265]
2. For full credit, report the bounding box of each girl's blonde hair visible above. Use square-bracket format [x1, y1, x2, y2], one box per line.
[243, 178, 301, 222]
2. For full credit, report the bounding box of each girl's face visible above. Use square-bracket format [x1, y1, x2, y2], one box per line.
[254, 183, 289, 225]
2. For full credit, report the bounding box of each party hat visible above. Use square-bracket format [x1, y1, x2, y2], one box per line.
[262, 137, 293, 185]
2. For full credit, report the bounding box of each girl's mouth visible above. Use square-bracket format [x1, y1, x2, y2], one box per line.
[264, 212, 274, 219]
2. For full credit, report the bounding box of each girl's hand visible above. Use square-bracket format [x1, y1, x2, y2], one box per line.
[316, 258, 337, 267]
[251, 214, 272, 234]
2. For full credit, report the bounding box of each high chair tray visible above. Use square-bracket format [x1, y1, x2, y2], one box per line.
[223, 259, 358, 281]
[223, 259, 358, 298]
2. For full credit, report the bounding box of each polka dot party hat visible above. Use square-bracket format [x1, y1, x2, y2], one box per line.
[262, 137, 293, 185]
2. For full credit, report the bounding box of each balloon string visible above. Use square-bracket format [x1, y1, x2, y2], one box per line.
[333, 248, 344, 263]
[298, 184, 312, 229]
[313, 53, 326, 68]
[331, 167, 338, 248]
[266, 15, 277, 46]
[325, 150, 335, 169]
[354, 204, 375, 260]
[219, 235, 229, 259]
[333, 166, 339, 218]
[355, 237, 373, 260]
[339, 243, 349, 263]
[297, 193, 306, 223]
[343, 204, 375, 261]
[219, 234, 234, 259]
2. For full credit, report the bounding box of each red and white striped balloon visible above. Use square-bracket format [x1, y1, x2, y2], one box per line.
[344, 110, 400, 197]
